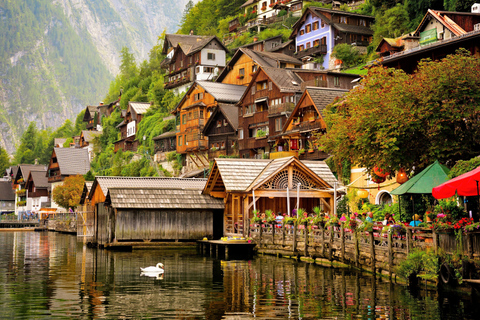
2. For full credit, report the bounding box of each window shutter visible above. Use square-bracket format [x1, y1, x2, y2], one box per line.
[268, 81, 272, 91]
[251, 86, 256, 95]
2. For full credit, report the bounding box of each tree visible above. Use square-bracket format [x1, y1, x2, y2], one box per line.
[319, 50, 480, 177]
[52, 175, 85, 210]
[119, 46, 138, 80]
[0, 145, 10, 175]
[372, 4, 410, 46]
[331, 44, 362, 68]
[13, 122, 38, 164]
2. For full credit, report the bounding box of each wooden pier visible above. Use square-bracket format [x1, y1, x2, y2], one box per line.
[198, 239, 256, 260]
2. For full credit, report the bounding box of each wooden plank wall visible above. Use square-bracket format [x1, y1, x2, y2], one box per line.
[114, 209, 214, 241]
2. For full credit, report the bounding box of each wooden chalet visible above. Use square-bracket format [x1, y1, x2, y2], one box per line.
[85, 176, 224, 246]
[216, 48, 302, 86]
[203, 104, 239, 160]
[237, 35, 284, 53]
[47, 147, 90, 212]
[237, 66, 304, 159]
[25, 170, 50, 213]
[173, 81, 246, 172]
[83, 105, 100, 131]
[79, 130, 101, 161]
[162, 34, 228, 94]
[203, 157, 341, 236]
[272, 87, 347, 160]
[114, 101, 150, 153]
[152, 131, 177, 161]
[378, 9, 480, 73]
[13, 164, 47, 213]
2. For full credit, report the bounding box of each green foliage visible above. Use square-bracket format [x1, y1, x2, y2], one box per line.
[372, 4, 410, 47]
[448, 156, 480, 179]
[396, 249, 439, 281]
[52, 175, 85, 209]
[166, 151, 184, 174]
[319, 50, 480, 178]
[0, 146, 10, 175]
[332, 44, 363, 68]
[433, 199, 467, 221]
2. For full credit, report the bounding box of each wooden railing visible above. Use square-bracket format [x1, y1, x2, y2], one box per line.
[268, 102, 295, 116]
[249, 223, 480, 274]
[294, 45, 328, 59]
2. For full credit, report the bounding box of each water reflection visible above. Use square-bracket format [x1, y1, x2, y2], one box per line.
[0, 232, 479, 319]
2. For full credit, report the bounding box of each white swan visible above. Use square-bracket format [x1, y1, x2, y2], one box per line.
[140, 263, 164, 273]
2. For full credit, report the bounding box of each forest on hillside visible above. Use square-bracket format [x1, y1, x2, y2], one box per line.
[3, 0, 478, 179]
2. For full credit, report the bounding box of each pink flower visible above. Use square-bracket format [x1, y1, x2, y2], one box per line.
[437, 213, 446, 218]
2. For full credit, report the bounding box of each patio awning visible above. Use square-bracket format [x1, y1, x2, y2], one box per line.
[433, 165, 480, 199]
[390, 160, 450, 195]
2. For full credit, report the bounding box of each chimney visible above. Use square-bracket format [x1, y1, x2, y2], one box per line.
[190, 29, 194, 35]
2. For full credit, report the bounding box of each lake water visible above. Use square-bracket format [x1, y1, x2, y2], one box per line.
[0, 231, 479, 319]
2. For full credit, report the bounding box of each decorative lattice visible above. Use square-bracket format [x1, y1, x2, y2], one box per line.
[261, 168, 318, 190]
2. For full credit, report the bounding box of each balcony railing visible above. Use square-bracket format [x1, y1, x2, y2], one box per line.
[287, 120, 323, 134]
[300, 79, 328, 91]
[268, 102, 295, 116]
[164, 76, 191, 89]
[294, 45, 327, 59]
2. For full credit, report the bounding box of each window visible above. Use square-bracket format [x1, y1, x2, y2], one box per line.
[275, 118, 282, 132]
[204, 66, 214, 73]
[178, 135, 183, 146]
[297, 44, 305, 51]
[189, 56, 192, 64]
[239, 68, 245, 76]
[221, 141, 225, 149]
[245, 104, 255, 115]
[207, 52, 215, 60]
[200, 110, 204, 118]
[313, 21, 319, 30]
[252, 65, 257, 73]
[180, 60, 183, 67]
[251, 86, 256, 95]
[256, 81, 267, 91]
[268, 81, 272, 91]
[195, 66, 200, 73]
[313, 39, 319, 46]
[340, 16, 347, 23]
[238, 128, 244, 139]
[321, 20, 325, 28]
[217, 120, 222, 127]
[306, 42, 311, 49]
[359, 19, 366, 27]
[224, 119, 228, 126]
[300, 29, 305, 35]
[321, 37, 327, 45]
[334, 76, 340, 87]
[194, 92, 204, 101]
[185, 134, 187, 145]
[305, 24, 311, 33]
[182, 114, 186, 124]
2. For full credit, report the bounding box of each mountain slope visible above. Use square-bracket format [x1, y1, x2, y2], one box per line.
[0, 0, 189, 155]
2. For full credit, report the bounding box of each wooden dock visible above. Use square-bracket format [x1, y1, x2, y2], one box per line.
[198, 240, 256, 260]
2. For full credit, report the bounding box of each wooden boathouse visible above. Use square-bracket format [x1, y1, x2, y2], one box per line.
[81, 176, 224, 247]
[203, 156, 341, 237]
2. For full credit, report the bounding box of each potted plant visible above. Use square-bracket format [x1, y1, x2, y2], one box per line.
[298, 148, 305, 155]
[284, 216, 296, 225]
[426, 210, 436, 222]
[307, 140, 314, 153]
[256, 129, 267, 139]
[325, 215, 340, 228]
[265, 209, 276, 224]
[250, 209, 262, 224]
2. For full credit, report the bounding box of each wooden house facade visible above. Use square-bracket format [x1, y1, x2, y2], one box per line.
[13, 164, 47, 213]
[162, 34, 228, 94]
[25, 170, 50, 213]
[203, 157, 341, 236]
[152, 131, 177, 161]
[114, 101, 150, 153]
[217, 48, 302, 86]
[173, 81, 246, 172]
[237, 66, 304, 159]
[203, 104, 239, 160]
[83, 105, 100, 131]
[84, 177, 223, 247]
[273, 87, 347, 160]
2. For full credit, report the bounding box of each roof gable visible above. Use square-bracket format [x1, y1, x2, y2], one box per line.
[50, 148, 90, 176]
[26, 170, 49, 190]
[128, 102, 151, 115]
[203, 104, 239, 134]
[414, 9, 468, 37]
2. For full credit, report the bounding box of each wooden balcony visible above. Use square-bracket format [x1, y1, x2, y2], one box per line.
[294, 45, 327, 59]
[164, 76, 191, 89]
[268, 102, 295, 117]
[300, 79, 328, 91]
[287, 120, 323, 134]
[299, 149, 329, 160]
[239, 138, 268, 151]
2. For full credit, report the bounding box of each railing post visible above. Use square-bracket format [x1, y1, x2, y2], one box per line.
[259, 223, 263, 248]
[354, 230, 359, 268]
[329, 226, 334, 260]
[282, 221, 286, 247]
[406, 228, 412, 255]
[432, 229, 438, 254]
[293, 223, 297, 253]
[388, 231, 393, 278]
[369, 232, 375, 273]
[340, 222, 345, 262]
[304, 224, 308, 257]
[321, 225, 325, 258]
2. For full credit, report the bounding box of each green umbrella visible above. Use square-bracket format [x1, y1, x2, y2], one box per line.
[391, 160, 450, 195]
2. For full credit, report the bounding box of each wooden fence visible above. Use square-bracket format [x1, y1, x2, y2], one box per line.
[250, 223, 480, 277]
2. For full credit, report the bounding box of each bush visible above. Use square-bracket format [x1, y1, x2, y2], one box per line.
[396, 249, 439, 282]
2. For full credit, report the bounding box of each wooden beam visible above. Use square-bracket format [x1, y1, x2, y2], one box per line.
[253, 190, 333, 198]
[210, 191, 226, 198]
[320, 198, 331, 212]
[206, 168, 220, 195]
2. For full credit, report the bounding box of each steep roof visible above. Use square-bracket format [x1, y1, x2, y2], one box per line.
[216, 48, 302, 83]
[261, 66, 304, 92]
[129, 101, 150, 115]
[90, 176, 208, 198]
[53, 148, 90, 176]
[203, 104, 239, 134]
[83, 105, 98, 121]
[0, 181, 15, 201]
[204, 157, 339, 193]
[27, 170, 49, 189]
[414, 9, 471, 37]
[81, 130, 102, 143]
[197, 81, 247, 103]
[240, 0, 257, 8]
[105, 187, 224, 210]
[163, 34, 228, 56]
[17, 164, 47, 182]
[153, 131, 177, 141]
[305, 87, 348, 117]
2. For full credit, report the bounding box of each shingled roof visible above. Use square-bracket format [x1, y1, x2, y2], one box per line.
[163, 34, 228, 56]
[81, 130, 102, 143]
[27, 170, 49, 189]
[204, 157, 339, 193]
[261, 66, 304, 93]
[90, 176, 208, 198]
[105, 187, 224, 210]
[53, 148, 90, 176]
[0, 181, 15, 201]
[305, 87, 348, 117]
[197, 81, 247, 103]
[129, 101, 151, 115]
[16, 164, 47, 182]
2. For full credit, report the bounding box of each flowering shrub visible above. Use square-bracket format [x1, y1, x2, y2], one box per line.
[453, 217, 473, 230]
[389, 224, 406, 236]
[265, 209, 275, 224]
[463, 221, 480, 232]
[250, 209, 262, 224]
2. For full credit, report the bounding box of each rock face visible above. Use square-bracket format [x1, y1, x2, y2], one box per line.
[0, 0, 190, 154]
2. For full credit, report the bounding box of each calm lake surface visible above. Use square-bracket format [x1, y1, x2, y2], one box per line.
[0, 231, 479, 319]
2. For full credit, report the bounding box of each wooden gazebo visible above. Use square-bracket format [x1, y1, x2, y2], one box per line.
[203, 156, 342, 236]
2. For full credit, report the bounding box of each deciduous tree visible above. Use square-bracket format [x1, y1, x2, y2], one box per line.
[319, 50, 480, 177]
[52, 175, 85, 210]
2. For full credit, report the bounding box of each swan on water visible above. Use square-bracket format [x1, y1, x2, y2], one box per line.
[140, 263, 164, 273]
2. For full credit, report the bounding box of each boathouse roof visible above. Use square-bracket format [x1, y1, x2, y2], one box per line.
[105, 187, 224, 210]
